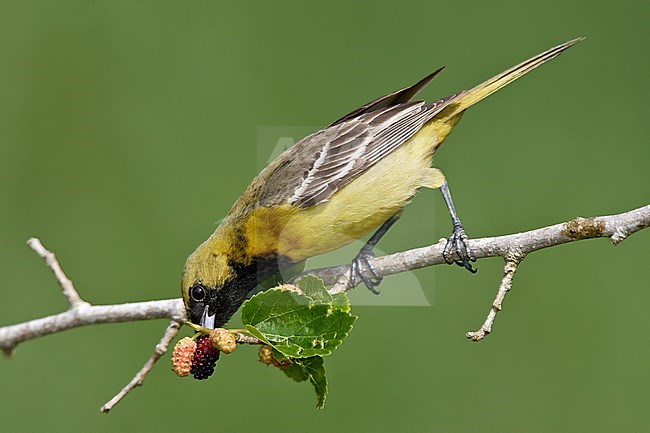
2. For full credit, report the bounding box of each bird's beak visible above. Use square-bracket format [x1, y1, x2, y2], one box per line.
[200, 305, 216, 329]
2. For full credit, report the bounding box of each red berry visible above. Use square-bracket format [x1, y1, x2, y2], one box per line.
[191, 334, 220, 380]
[171, 337, 196, 377]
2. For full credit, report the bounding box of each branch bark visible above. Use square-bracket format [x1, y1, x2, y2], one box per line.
[315, 204, 650, 293]
[0, 205, 648, 411]
[0, 298, 185, 358]
[466, 259, 519, 341]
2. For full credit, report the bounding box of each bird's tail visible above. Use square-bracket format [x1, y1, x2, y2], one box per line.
[438, 37, 584, 120]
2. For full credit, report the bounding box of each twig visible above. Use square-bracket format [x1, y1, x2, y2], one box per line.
[233, 332, 262, 345]
[101, 320, 182, 413]
[99, 326, 261, 412]
[466, 259, 519, 341]
[0, 298, 185, 357]
[26, 237, 88, 308]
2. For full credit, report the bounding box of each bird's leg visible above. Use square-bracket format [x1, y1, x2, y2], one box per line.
[349, 213, 401, 294]
[440, 181, 477, 273]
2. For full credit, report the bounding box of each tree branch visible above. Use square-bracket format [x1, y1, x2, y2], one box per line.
[27, 237, 89, 309]
[0, 205, 648, 411]
[315, 204, 650, 293]
[0, 298, 185, 358]
[466, 259, 519, 341]
[100, 320, 182, 413]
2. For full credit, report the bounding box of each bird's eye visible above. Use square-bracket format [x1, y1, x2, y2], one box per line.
[190, 285, 206, 301]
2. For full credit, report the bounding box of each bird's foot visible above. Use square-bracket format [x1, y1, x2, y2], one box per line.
[349, 246, 383, 294]
[443, 222, 477, 273]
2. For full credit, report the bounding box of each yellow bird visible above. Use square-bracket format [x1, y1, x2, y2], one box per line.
[182, 38, 583, 328]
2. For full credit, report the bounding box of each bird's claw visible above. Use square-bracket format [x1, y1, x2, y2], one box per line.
[349, 247, 383, 294]
[442, 223, 477, 273]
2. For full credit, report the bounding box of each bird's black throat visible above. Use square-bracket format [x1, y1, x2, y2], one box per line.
[204, 254, 294, 327]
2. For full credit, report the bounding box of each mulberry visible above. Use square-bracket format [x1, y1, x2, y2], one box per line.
[209, 328, 237, 354]
[191, 334, 220, 380]
[171, 337, 196, 377]
[258, 345, 274, 365]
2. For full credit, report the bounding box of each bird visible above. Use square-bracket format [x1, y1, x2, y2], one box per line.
[181, 38, 583, 329]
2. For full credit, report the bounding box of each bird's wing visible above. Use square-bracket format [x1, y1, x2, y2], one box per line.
[288, 92, 462, 208]
[329, 67, 445, 127]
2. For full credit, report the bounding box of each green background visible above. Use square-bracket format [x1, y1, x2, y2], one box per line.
[1, 1, 648, 432]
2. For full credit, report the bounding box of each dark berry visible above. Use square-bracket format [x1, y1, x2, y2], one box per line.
[191, 334, 220, 380]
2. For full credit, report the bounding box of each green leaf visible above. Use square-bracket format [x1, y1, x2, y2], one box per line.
[281, 362, 310, 382]
[297, 357, 328, 409]
[274, 356, 327, 408]
[244, 278, 351, 409]
[296, 275, 333, 304]
[269, 347, 308, 382]
[331, 292, 351, 312]
[297, 274, 350, 312]
[241, 286, 356, 359]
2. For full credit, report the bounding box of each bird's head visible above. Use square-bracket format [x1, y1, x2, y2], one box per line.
[181, 242, 241, 329]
